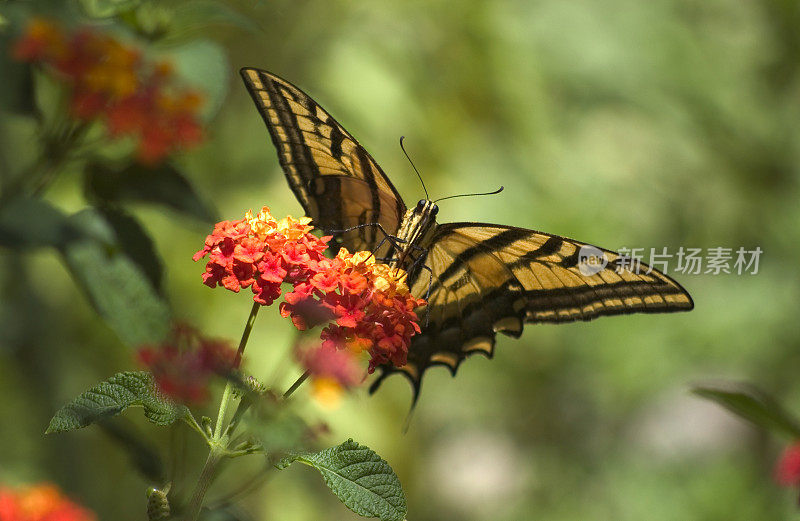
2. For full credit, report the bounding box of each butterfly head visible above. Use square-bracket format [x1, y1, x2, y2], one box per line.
[396, 199, 439, 249]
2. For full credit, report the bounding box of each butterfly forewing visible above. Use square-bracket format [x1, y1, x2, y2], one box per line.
[240, 68, 406, 254]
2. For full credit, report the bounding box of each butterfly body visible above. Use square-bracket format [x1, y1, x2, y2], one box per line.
[388, 200, 439, 274]
[240, 67, 694, 399]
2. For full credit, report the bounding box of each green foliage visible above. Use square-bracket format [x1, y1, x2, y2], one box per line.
[693, 385, 800, 439]
[278, 439, 407, 521]
[46, 371, 188, 434]
[0, 197, 82, 249]
[172, 0, 258, 35]
[84, 161, 219, 224]
[78, 0, 142, 18]
[93, 205, 165, 293]
[0, 59, 35, 118]
[60, 208, 170, 346]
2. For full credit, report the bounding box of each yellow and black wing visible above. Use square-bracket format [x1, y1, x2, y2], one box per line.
[370, 223, 693, 398]
[240, 68, 406, 252]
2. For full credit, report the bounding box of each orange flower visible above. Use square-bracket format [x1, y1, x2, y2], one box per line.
[12, 18, 204, 165]
[194, 208, 426, 373]
[0, 483, 96, 521]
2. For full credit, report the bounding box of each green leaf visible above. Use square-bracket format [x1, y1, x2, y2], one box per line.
[0, 197, 82, 249]
[60, 208, 171, 346]
[693, 384, 800, 439]
[78, 0, 142, 18]
[95, 205, 164, 293]
[0, 57, 36, 117]
[84, 161, 218, 224]
[278, 439, 407, 521]
[46, 371, 188, 434]
[172, 0, 259, 34]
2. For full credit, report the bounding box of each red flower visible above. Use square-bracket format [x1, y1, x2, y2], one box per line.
[194, 208, 426, 375]
[257, 251, 287, 283]
[137, 324, 237, 404]
[0, 483, 96, 521]
[11, 18, 204, 165]
[775, 442, 800, 487]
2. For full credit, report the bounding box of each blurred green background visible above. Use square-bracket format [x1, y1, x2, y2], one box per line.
[2, 0, 800, 519]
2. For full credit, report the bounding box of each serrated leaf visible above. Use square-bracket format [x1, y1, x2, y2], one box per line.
[47, 371, 188, 434]
[60, 208, 170, 346]
[278, 439, 407, 521]
[693, 384, 800, 439]
[84, 162, 218, 224]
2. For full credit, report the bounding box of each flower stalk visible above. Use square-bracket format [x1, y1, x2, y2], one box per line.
[184, 302, 259, 520]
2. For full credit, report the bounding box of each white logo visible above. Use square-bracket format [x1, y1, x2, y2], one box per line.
[578, 245, 608, 276]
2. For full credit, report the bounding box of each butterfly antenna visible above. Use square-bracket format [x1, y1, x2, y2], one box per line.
[400, 136, 428, 200]
[434, 186, 504, 204]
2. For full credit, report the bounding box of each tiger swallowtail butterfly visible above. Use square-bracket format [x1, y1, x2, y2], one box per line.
[240, 68, 694, 401]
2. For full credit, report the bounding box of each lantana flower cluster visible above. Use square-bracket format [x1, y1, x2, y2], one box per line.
[193, 207, 425, 391]
[137, 324, 237, 404]
[12, 18, 203, 164]
[0, 483, 96, 521]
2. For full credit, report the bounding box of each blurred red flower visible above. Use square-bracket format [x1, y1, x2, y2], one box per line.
[0, 483, 96, 521]
[296, 344, 363, 407]
[12, 18, 204, 164]
[775, 442, 800, 487]
[137, 324, 237, 404]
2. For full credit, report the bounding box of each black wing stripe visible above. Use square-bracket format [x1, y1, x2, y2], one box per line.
[434, 228, 531, 286]
[355, 147, 382, 246]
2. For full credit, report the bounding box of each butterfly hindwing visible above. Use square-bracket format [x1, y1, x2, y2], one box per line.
[370, 223, 693, 397]
[240, 67, 406, 253]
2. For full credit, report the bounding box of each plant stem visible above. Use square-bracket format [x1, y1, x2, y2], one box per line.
[183, 450, 223, 521]
[283, 370, 310, 399]
[184, 302, 260, 520]
[235, 302, 260, 367]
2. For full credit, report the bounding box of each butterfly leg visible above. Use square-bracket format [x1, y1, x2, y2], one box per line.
[328, 223, 407, 257]
[329, 223, 406, 243]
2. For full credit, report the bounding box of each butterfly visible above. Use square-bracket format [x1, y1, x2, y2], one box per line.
[240, 67, 694, 401]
